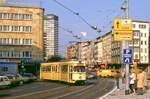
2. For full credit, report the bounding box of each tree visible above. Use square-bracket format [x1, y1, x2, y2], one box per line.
[47, 55, 64, 62]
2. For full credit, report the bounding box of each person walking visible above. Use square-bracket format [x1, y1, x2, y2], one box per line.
[115, 70, 121, 90]
[142, 69, 147, 93]
[137, 69, 145, 95]
[129, 69, 136, 95]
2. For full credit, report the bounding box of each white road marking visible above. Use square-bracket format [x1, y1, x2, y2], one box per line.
[99, 87, 117, 99]
[7, 86, 67, 99]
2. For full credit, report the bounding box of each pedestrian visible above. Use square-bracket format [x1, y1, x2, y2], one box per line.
[142, 69, 147, 92]
[137, 69, 144, 95]
[115, 70, 121, 90]
[129, 69, 136, 95]
[121, 69, 125, 84]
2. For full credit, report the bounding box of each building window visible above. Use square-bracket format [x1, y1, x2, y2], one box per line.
[23, 26, 32, 32]
[12, 26, 21, 32]
[2, 13, 10, 19]
[141, 48, 143, 52]
[141, 56, 143, 61]
[145, 56, 147, 61]
[139, 24, 146, 29]
[145, 48, 147, 53]
[2, 25, 10, 32]
[134, 39, 139, 45]
[134, 48, 139, 52]
[145, 41, 147, 45]
[134, 32, 139, 37]
[133, 24, 136, 28]
[141, 33, 143, 37]
[2, 67, 8, 72]
[23, 14, 32, 20]
[141, 41, 143, 45]
[145, 33, 147, 37]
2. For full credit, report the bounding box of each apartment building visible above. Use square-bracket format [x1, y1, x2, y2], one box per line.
[0, 4, 44, 73]
[44, 14, 59, 60]
[102, 31, 112, 64]
[66, 44, 78, 60]
[94, 37, 103, 64]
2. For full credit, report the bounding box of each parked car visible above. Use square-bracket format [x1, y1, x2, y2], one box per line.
[0, 76, 11, 86]
[4, 73, 24, 86]
[22, 73, 36, 83]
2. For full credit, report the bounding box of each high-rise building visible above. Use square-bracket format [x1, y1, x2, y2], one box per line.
[0, 4, 44, 63]
[44, 14, 58, 60]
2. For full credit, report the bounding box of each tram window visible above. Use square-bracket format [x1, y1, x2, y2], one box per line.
[70, 66, 73, 72]
[56, 66, 58, 72]
[61, 65, 68, 72]
[74, 66, 85, 72]
[47, 66, 51, 72]
[42, 67, 46, 72]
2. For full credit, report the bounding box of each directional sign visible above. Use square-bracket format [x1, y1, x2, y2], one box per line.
[113, 18, 133, 41]
[114, 18, 132, 31]
[123, 48, 132, 64]
[123, 57, 132, 64]
[114, 31, 132, 41]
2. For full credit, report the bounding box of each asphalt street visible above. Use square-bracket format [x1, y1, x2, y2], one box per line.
[0, 78, 114, 99]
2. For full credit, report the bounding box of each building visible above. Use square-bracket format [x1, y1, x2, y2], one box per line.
[44, 14, 59, 60]
[0, 3, 44, 73]
[102, 31, 112, 64]
[94, 37, 103, 64]
[66, 44, 78, 60]
[112, 20, 150, 64]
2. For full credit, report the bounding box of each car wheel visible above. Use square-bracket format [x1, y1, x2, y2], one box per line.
[19, 81, 23, 85]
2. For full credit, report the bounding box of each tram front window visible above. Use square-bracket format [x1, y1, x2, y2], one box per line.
[74, 66, 85, 72]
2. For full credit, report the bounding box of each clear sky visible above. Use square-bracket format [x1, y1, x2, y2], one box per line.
[7, 0, 150, 56]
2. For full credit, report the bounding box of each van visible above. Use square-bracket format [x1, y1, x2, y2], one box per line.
[0, 76, 11, 86]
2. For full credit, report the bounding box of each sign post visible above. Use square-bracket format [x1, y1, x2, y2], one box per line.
[113, 0, 132, 94]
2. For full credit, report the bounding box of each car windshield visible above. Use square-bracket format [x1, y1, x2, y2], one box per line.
[22, 73, 33, 77]
[73, 66, 85, 72]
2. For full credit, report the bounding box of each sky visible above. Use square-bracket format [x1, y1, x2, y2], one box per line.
[7, 0, 150, 56]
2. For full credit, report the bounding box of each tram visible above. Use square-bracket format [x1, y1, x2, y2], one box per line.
[40, 61, 86, 84]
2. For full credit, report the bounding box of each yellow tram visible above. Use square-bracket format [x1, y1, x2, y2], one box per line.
[40, 61, 86, 84]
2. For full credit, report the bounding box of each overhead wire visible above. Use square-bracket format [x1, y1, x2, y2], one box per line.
[52, 0, 101, 33]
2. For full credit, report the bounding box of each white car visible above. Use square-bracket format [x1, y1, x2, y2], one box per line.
[0, 76, 11, 86]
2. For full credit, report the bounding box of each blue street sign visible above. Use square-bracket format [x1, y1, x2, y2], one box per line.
[123, 48, 132, 64]
[123, 48, 132, 55]
[123, 57, 132, 64]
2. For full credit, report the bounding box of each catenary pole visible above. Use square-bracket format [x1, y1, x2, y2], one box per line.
[124, 0, 130, 95]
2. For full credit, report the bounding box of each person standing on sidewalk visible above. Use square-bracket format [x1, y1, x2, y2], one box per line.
[137, 69, 144, 95]
[142, 69, 147, 92]
[115, 70, 121, 90]
[129, 69, 136, 95]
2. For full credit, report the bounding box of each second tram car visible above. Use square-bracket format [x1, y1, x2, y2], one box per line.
[40, 61, 86, 84]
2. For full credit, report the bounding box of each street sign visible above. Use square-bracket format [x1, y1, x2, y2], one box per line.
[123, 48, 132, 64]
[113, 18, 133, 41]
[123, 57, 132, 64]
[114, 18, 132, 31]
[114, 31, 132, 41]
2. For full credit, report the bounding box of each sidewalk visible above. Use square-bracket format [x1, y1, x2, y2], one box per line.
[102, 84, 150, 99]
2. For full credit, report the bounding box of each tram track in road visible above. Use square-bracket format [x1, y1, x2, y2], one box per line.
[0, 78, 114, 99]
[58, 78, 114, 99]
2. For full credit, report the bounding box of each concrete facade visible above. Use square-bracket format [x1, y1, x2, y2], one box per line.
[0, 5, 44, 63]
